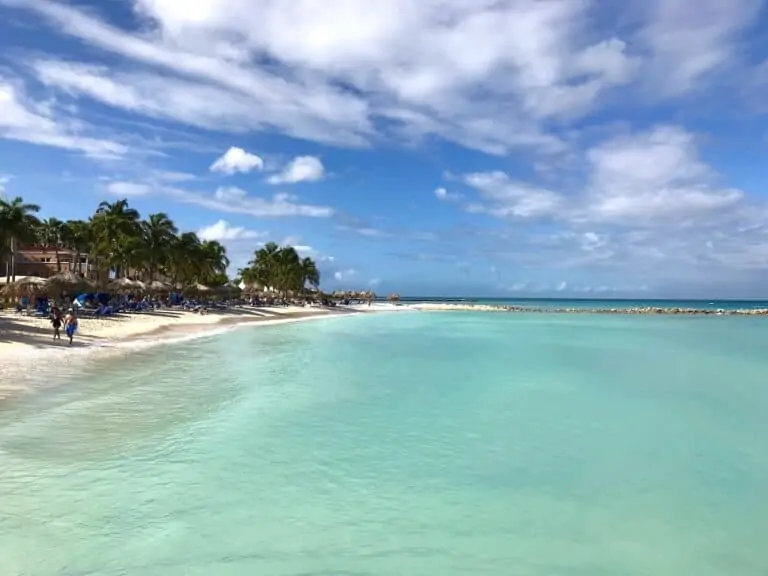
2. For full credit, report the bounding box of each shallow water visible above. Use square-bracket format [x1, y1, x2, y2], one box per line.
[1, 312, 767, 575]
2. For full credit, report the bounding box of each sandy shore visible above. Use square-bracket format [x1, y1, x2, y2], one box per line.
[0, 305, 372, 396]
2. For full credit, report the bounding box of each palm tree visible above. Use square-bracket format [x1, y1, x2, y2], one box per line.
[301, 257, 320, 290]
[139, 213, 178, 281]
[168, 232, 204, 288]
[199, 240, 229, 285]
[38, 217, 65, 272]
[240, 243, 321, 298]
[90, 199, 140, 278]
[62, 219, 92, 275]
[246, 242, 280, 289]
[0, 196, 41, 282]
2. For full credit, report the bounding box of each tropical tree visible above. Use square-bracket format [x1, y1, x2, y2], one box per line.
[37, 217, 65, 272]
[301, 257, 320, 290]
[0, 196, 41, 282]
[241, 243, 321, 297]
[199, 240, 229, 286]
[90, 199, 140, 278]
[1, 196, 334, 300]
[61, 219, 92, 275]
[138, 212, 178, 281]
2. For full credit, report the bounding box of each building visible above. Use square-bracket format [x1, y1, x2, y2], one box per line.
[1, 246, 105, 282]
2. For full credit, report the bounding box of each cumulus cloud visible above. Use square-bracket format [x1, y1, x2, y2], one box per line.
[461, 171, 563, 219]
[210, 146, 264, 174]
[455, 125, 751, 227]
[582, 126, 743, 224]
[197, 219, 266, 241]
[267, 156, 325, 184]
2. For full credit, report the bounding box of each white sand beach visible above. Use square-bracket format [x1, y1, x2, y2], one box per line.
[0, 302, 410, 399]
[0, 305, 354, 395]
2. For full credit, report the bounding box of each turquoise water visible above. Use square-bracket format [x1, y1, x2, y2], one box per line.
[1, 312, 767, 575]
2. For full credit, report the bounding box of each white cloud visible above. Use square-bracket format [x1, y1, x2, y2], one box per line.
[210, 146, 264, 175]
[0, 80, 126, 158]
[456, 125, 748, 227]
[556, 281, 568, 291]
[639, 0, 761, 97]
[434, 187, 462, 202]
[99, 179, 334, 218]
[582, 126, 743, 224]
[0, 174, 11, 194]
[462, 171, 563, 218]
[368, 278, 381, 287]
[151, 170, 197, 182]
[176, 188, 334, 218]
[267, 156, 325, 184]
[197, 219, 266, 241]
[105, 181, 153, 196]
[334, 269, 357, 281]
[13, 0, 753, 158]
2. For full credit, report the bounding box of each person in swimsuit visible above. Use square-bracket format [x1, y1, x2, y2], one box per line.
[50, 306, 63, 340]
[64, 308, 78, 345]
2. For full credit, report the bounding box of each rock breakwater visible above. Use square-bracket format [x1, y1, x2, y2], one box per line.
[408, 303, 768, 316]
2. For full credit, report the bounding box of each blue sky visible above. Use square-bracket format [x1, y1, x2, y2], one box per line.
[1, 0, 768, 297]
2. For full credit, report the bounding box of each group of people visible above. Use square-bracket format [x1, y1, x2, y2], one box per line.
[49, 306, 78, 345]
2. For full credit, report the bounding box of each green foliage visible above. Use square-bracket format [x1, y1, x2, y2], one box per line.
[0, 196, 41, 282]
[1, 196, 321, 292]
[240, 242, 321, 295]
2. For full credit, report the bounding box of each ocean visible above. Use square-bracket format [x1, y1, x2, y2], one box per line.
[1, 311, 767, 575]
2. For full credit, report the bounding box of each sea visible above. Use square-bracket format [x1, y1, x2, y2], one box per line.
[1, 308, 767, 575]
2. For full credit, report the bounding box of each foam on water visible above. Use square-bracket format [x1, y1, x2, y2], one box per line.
[1, 312, 767, 575]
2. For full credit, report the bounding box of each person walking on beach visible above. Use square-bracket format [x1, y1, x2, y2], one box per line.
[50, 306, 63, 341]
[64, 308, 78, 346]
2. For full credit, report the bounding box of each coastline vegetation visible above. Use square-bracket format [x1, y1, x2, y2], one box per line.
[0, 195, 322, 295]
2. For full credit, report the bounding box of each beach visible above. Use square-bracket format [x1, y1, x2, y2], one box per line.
[0, 304, 401, 399]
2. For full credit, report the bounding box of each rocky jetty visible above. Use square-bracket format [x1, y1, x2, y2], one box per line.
[408, 303, 768, 316]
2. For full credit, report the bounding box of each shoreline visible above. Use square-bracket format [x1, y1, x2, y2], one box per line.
[405, 303, 768, 315]
[0, 305, 390, 400]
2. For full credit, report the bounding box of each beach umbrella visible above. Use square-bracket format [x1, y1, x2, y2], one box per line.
[44, 271, 94, 296]
[107, 277, 141, 293]
[0, 276, 47, 297]
[188, 283, 212, 294]
[387, 292, 401, 303]
[145, 280, 171, 293]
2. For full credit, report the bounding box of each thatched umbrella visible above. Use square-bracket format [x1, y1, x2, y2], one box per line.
[145, 280, 171, 293]
[108, 277, 142, 293]
[388, 292, 401, 303]
[0, 276, 47, 297]
[213, 283, 241, 297]
[44, 271, 94, 297]
[188, 283, 212, 294]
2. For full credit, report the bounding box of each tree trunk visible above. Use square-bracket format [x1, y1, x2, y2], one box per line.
[10, 236, 16, 283]
[55, 247, 61, 272]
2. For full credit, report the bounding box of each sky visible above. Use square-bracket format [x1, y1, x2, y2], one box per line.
[1, 0, 768, 298]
